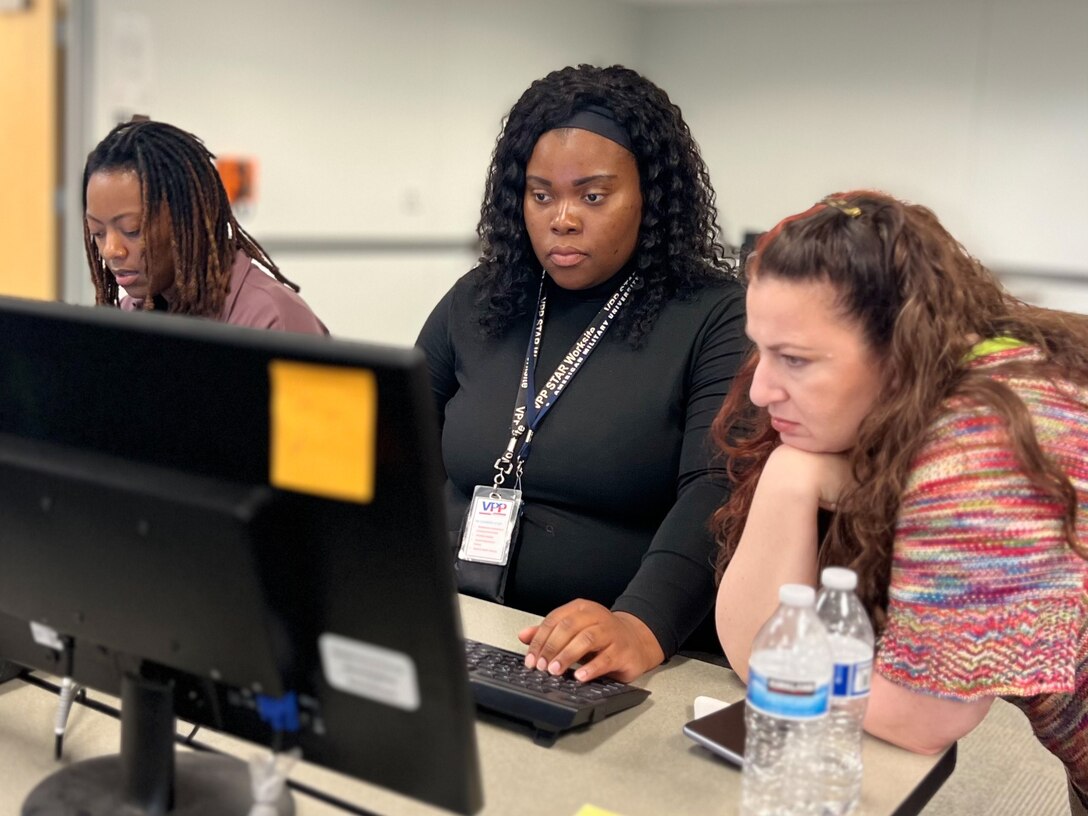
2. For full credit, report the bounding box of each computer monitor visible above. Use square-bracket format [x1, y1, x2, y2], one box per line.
[0, 295, 482, 815]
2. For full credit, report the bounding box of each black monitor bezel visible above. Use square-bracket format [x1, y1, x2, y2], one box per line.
[0, 295, 482, 814]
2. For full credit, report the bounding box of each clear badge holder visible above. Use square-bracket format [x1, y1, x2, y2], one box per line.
[457, 485, 523, 566]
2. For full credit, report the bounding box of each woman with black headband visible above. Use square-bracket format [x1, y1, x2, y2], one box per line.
[417, 64, 746, 682]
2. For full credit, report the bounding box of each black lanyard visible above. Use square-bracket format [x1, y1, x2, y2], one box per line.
[492, 270, 639, 488]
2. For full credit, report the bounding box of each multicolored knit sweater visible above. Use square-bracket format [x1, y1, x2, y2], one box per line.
[876, 345, 1088, 794]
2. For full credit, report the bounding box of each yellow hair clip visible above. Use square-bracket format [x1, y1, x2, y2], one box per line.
[821, 196, 862, 218]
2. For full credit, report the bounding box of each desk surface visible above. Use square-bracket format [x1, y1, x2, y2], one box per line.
[0, 596, 953, 816]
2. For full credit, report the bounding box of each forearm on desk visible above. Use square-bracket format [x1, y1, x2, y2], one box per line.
[864, 671, 993, 754]
[716, 473, 820, 682]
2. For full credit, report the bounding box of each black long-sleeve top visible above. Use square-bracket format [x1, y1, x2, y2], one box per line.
[416, 270, 747, 657]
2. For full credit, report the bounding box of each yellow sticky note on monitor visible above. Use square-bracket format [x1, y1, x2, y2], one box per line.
[268, 360, 376, 503]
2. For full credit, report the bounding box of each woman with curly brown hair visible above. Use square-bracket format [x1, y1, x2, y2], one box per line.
[83, 118, 327, 334]
[417, 64, 747, 683]
[712, 190, 1088, 814]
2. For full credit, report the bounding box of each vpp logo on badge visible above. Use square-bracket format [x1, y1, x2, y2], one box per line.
[479, 501, 508, 515]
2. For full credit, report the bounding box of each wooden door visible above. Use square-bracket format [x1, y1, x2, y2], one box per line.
[0, 0, 59, 300]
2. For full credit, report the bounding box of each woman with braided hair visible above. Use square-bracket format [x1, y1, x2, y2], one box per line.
[83, 118, 327, 334]
[417, 64, 747, 683]
[712, 190, 1088, 814]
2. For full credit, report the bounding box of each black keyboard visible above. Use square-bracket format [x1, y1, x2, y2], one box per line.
[464, 638, 650, 745]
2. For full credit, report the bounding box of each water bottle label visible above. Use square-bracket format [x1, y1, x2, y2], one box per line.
[747, 666, 830, 720]
[832, 658, 873, 698]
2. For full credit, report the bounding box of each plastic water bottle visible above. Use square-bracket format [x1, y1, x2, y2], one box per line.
[742, 584, 832, 816]
[815, 567, 875, 816]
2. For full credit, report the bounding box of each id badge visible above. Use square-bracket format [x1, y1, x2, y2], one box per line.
[457, 485, 522, 565]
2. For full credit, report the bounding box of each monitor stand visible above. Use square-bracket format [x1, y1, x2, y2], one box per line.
[0, 659, 20, 686]
[22, 672, 294, 815]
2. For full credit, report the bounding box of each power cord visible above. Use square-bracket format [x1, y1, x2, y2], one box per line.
[182, 723, 202, 745]
[52, 638, 80, 760]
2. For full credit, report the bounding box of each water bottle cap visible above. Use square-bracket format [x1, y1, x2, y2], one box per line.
[778, 584, 816, 607]
[821, 567, 858, 591]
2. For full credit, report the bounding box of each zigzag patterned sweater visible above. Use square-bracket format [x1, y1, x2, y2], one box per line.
[876, 345, 1088, 794]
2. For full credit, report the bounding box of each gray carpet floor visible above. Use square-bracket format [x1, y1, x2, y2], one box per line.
[921, 699, 1069, 815]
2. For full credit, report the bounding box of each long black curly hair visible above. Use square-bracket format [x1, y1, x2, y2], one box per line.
[475, 64, 733, 346]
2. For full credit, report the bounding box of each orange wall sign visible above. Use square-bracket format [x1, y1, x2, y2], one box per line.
[216, 156, 258, 211]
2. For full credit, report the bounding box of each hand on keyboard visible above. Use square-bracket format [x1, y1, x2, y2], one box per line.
[518, 599, 665, 683]
[464, 639, 650, 746]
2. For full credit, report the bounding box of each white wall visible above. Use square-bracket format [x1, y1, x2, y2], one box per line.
[273, 249, 482, 345]
[71, 0, 1088, 341]
[638, 0, 1088, 276]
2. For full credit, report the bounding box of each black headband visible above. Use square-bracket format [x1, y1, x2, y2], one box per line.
[550, 104, 633, 153]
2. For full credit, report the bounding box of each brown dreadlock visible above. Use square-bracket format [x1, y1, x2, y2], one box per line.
[82, 119, 298, 316]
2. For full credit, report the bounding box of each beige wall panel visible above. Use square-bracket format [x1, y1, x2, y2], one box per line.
[0, 0, 58, 300]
